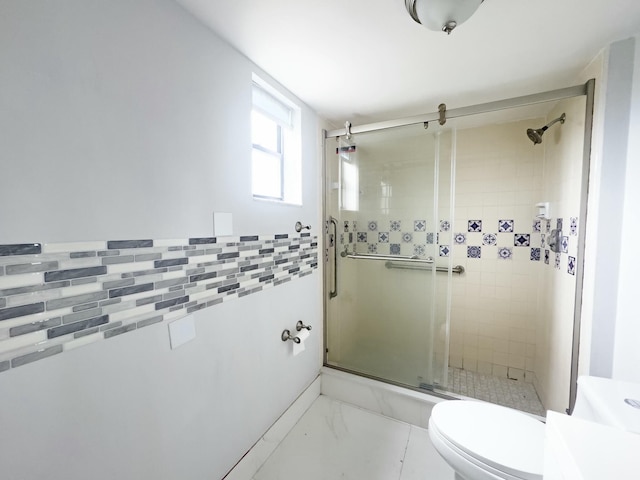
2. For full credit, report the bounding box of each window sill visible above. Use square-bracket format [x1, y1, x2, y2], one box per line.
[252, 196, 302, 207]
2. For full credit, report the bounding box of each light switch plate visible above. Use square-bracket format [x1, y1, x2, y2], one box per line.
[168, 315, 196, 349]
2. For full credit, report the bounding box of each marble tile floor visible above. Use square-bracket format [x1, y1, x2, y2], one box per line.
[250, 395, 456, 480]
[440, 367, 546, 417]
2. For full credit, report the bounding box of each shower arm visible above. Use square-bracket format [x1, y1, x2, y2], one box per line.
[543, 113, 566, 131]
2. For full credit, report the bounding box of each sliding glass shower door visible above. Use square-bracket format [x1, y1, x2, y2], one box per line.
[325, 123, 455, 390]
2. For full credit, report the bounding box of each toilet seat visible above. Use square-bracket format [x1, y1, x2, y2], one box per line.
[429, 400, 545, 480]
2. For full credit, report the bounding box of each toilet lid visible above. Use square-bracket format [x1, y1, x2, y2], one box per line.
[430, 400, 545, 480]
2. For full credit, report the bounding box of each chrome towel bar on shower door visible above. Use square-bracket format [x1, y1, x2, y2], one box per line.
[345, 253, 434, 263]
[385, 260, 465, 274]
[345, 253, 463, 273]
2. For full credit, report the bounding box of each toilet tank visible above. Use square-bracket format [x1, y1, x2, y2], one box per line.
[572, 376, 640, 433]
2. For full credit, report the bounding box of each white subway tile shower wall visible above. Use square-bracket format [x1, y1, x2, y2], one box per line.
[0, 234, 318, 373]
[449, 118, 580, 400]
[534, 97, 585, 412]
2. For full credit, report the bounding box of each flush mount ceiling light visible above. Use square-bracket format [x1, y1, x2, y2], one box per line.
[405, 0, 484, 34]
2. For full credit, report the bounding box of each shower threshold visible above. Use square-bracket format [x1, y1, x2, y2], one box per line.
[324, 364, 545, 418]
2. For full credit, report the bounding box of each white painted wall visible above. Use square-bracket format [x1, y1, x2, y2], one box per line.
[0, 1, 322, 479]
[0, 0, 320, 242]
[581, 37, 636, 381]
[612, 34, 640, 382]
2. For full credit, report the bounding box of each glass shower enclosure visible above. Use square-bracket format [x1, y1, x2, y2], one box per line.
[324, 123, 457, 391]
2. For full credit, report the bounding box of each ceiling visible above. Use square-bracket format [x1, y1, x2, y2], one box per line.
[175, 0, 640, 127]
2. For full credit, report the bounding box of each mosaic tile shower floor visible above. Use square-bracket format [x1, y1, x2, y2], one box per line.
[439, 367, 546, 417]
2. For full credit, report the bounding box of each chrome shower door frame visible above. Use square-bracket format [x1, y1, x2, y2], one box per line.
[322, 80, 596, 412]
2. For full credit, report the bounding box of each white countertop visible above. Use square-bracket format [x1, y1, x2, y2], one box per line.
[544, 411, 640, 479]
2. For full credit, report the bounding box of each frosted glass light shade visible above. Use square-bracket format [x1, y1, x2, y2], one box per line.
[413, 0, 483, 32]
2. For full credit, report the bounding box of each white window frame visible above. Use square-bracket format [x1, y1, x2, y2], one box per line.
[251, 74, 302, 205]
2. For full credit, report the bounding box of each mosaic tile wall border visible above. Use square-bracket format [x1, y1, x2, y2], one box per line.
[341, 216, 578, 272]
[0, 234, 318, 373]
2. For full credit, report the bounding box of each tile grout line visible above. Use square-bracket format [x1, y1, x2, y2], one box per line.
[397, 424, 414, 480]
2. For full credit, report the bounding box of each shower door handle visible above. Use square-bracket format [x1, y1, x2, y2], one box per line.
[329, 217, 338, 299]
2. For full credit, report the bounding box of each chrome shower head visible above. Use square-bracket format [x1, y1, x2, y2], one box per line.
[527, 113, 566, 145]
[527, 128, 545, 145]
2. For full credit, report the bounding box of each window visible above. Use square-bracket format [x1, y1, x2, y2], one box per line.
[251, 76, 301, 204]
[251, 109, 284, 199]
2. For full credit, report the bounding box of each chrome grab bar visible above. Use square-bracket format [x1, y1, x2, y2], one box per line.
[346, 253, 435, 263]
[385, 261, 465, 274]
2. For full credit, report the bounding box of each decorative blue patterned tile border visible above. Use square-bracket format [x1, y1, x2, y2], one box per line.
[467, 246, 481, 259]
[568, 256, 576, 275]
[482, 233, 497, 246]
[0, 234, 318, 373]
[532, 219, 541, 233]
[531, 248, 541, 261]
[514, 234, 530, 247]
[351, 214, 578, 271]
[498, 220, 514, 233]
[468, 220, 482, 233]
[570, 217, 578, 236]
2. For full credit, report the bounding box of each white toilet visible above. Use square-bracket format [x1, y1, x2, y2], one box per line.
[428, 376, 640, 480]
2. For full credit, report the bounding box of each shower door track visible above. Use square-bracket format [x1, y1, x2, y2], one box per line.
[325, 83, 589, 139]
[323, 79, 596, 414]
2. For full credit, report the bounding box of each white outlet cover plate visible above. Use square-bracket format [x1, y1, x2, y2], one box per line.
[213, 212, 233, 236]
[168, 315, 196, 349]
